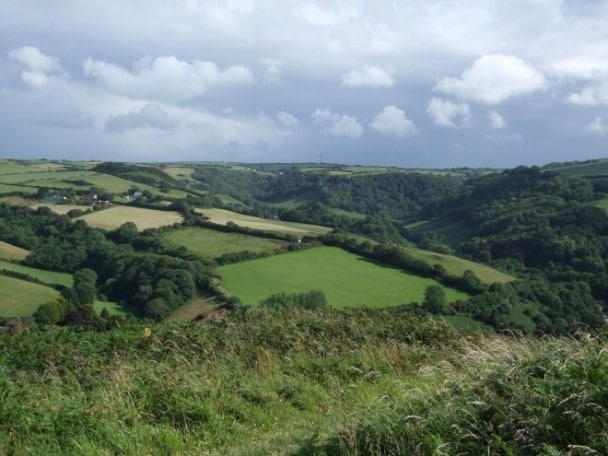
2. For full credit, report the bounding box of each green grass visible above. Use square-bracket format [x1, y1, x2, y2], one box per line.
[405, 247, 515, 284]
[77, 206, 183, 231]
[198, 208, 331, 237]
[0, 260, 72, 287]
[93, 300, 131, 316]
[0, 183, 37, 195]
[548, 158, 608, 177]
[219, 246, 469, 307]
[0, 241, 29, 261]
[0, 275, 59, 317]
[161, 227, 285, 259]
[1, 310, 606, 455]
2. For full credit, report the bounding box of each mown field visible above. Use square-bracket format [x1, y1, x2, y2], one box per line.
[0, 260, 72, 287]
[219, 246, 468, 307]
[198, 208, 331, 237]
[0, 241, 29, 261]
[405, 247, 515, 284]
[0, 275, 59, 317]
[161, 227, 285, 259]
[77, 206, 183, 231]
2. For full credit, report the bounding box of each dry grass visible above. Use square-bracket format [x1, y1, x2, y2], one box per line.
[167, 296, 218, 322]
[198, 208, 331, 237]
[77, 206, 183, 231]
[0, 241, 29, 261]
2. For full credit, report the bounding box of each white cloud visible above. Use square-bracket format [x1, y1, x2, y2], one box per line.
[426, 98, 470, 128]
[312, 108, 362, 138]
[278, 111, 299, 126]
[342, 65, 394, 88]
[587, 116, 607, 133]
[436, 54, 546, 105]
[488, 111, 507, 129]
[568, 77, 608, 106]
[369, 105, 415, 137]
[8, 46, 65, 88]
[84, 56, 254, 102]
[9, 46, 62, 74]
[106, 104, 175, 132]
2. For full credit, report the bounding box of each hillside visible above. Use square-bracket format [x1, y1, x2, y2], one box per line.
[1, 309, 606, 455]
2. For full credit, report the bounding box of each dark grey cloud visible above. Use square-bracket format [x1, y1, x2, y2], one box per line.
[106, 104, 174, 132]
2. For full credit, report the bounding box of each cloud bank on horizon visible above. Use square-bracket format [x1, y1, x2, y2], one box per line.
[1, 0, 608, 168]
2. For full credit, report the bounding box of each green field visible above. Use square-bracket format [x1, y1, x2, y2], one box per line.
[0, 183, 37, 195]
[405, 247, 515, 284]
[0, 260, 72, 287]
[219, 246, 469, 307]
[77, 206, 183, 231]
[198, 208, 331, 237]
[0, 241, 29, 261]
[161, 227, 285, 259]
[0, 275, 59, 317]
[547, 159, 608, 177]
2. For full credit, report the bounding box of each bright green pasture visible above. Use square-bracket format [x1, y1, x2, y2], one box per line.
[198, 208, 331, 237]
[219, 246, 469, 307]
[0, 170, 97, 185]
[594, 197, 608, 212]
[161, 227, 285, 259]
[0, 260, 72, 287]
[77, 206, 183, 231]
[0, 275, 59, 317]
[0, 241, 29, 261]
[404, 247, 515, 284]
[0, 160, 37, 175]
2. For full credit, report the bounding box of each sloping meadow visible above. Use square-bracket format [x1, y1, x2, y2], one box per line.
[1, 307, 606, 455]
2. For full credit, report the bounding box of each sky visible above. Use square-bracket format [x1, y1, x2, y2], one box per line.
[1, 0, 608, 168]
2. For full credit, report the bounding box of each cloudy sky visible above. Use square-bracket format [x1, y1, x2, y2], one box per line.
[1, 0, 608, 167]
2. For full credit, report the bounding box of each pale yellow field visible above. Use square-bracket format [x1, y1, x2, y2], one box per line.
[77, 206, 183, 231]
[197, 208, 331, 237]
[0, 240, 29, 261]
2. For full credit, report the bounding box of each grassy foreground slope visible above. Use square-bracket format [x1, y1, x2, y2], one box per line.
[219, 246, 468, 306]
[0, 309, 606, 455]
